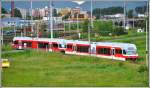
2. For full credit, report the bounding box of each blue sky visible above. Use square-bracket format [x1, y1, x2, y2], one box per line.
[2, 1, 147, 11]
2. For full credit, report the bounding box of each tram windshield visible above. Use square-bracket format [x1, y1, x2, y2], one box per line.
[123, 50, 137, 55]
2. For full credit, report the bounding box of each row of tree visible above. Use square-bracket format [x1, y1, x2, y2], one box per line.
[93, 6, 147, 19]
[2, 7, 22, 18]
[82, 20, 127, 36]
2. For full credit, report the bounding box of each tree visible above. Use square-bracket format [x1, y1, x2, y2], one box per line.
[62, 12, 71, 20]
[13, 8, 22, 18]
[93, 7, 124, 19]
[135, 6, 146, 14]
[112, 27, 127, 36]
[93, 21, 113, 36]
[53, 8, 58, 17]
[127, 10, 133, 18]
[2, 7, 7, 14]
[82, 20, 89, 32]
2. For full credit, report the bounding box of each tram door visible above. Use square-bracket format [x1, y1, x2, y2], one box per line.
[90, 44, 96, 56]
[18, 41, 22, 49]
[111, 48, 115, 59]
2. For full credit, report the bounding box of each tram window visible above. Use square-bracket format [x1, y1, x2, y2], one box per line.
[97, 48, 110, 55]
[53, 43, 58, 48]
[116, 49, 122, 54]
[22, 41, 32, 47]
[77, 46, 89, 53]
[38, 42, 49, 48]
[27, 42, 32, 47]
[67, 45, 72, 49]
[59, 44, 66, 48]
[14, 41, 18, 44]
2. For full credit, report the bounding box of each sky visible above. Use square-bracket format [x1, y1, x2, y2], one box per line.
[2, 1, 147, 11]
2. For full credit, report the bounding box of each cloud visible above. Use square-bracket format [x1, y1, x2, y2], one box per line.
[72, 0, 85, 5]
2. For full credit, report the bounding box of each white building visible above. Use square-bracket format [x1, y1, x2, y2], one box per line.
[18, 8, 27, 19]
[43, 17, 62, 23]
[137, 14, 146, 18]
[104, 13, 124, 18]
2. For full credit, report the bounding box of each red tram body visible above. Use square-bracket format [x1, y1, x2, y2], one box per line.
[12, 37, 138, 61]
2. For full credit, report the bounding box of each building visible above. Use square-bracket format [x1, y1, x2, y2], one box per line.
[1, 17, 22, 27]
[103, 13, 124, 19]
[57, 7, 71, 17]
[43, 17, 63, 23]
[2, 14, 11, 18]
[18, 8, 27, 19]
[70, 7, 91, 21]
[137, 14, 146, 18]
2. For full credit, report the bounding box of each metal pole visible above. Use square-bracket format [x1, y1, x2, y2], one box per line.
[123, 0, 126, 29]
[37, 22, 39, 38]
[50, 0, 53, 39]
[91, 0, 93, 28]
[69, 16, 71, 36]
[64, 21, 65, 38]
[1, 27, 4, 46]
[30, 0, 33, 35]
[148, 0, 150, 87]
[89, 0, 93, 43]
[14, 25, 16, 36]
[145, 1, 149, 68]
[0, 0, 2, 87]
[77, 14, 80, 39]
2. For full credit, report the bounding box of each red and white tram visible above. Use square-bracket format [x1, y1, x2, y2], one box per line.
[12, 37, 138, 61]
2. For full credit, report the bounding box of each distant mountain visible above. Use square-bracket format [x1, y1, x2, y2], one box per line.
[2, 1, 147, 11]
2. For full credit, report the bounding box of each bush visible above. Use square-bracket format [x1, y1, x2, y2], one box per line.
[118, 62, 124, 67]
[138, 65, 148, 73]
[94, 21, 113, 36]
[2, 44, 13, 51]
[112, 27, 127, 36]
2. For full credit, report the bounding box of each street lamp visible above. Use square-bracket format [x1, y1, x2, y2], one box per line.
[72, 0, 85, 39]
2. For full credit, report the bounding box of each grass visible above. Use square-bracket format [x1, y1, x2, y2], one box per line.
[2, 44, 13, 51]
[2, 50, 148, 87]
[2, 31, 148, 87]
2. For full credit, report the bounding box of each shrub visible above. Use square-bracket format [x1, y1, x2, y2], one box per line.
[138, 65, 148, 73]
[112, 27, 127, 36]
[118, 62, 124, 67]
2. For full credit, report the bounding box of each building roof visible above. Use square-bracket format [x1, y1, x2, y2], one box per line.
[2, 17, 22, 22]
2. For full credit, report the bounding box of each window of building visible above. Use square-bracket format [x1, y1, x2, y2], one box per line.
[77, 46, 89, 53]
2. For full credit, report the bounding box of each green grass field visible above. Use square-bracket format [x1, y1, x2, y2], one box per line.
[2, 32, 148, 87]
